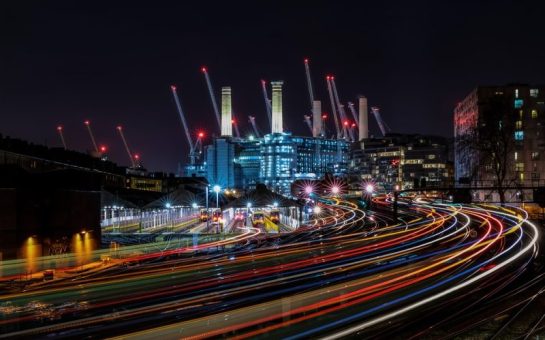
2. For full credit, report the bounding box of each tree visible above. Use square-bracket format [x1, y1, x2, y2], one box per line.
[458, 95, 517, 205]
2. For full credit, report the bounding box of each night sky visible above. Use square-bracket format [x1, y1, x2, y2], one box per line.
[2, 1, 544, 172]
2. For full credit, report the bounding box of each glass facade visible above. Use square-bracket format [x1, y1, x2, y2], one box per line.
[205, 138, 235, 188]
[260, 133, 348, 195]
[204, 134, 349, 196]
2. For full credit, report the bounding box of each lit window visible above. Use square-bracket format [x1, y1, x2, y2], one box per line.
[530, 89, 539, 97]
[532, 152, 540, 160]
[515, 152, 518, 160]
[532, 110, 538, 119]
[515, 89, 519, 98]
[515, 131, 524, 140]
[515, 163, 524, 172]
[515, 121, 522, 129]
[428, 154, 436, 160]
[514, 99, 524, 109]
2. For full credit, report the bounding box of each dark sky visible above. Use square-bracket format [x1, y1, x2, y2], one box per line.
[2, 1, 544, 172]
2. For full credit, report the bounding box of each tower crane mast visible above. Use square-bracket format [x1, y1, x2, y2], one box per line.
[331, 77, 351, 140]
[232, 119, 241, 138]
[84, 120, 99, 153]
[248, 116, 261, 138]
[116, 125, 136, 168]
[201, 67, 221, 130]
[347, 102, 359, 128]
[261, 80, 272, 128]
[371, 106, 391, 137]
[56, 125, 67, 150]
[304, 58, 315, 109]
[326, 76, 341, 139]
[170, 85, 202, 165]
[304, 115, 313, 134]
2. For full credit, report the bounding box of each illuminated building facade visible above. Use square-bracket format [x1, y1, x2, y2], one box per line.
[234, 138, 261, 189]
[454, 85, 545, 192]
[205, 137, 236, 188]
[204, 134, 349, 196]
[350, 134, 452, 192]
[260, 133, 349, 195]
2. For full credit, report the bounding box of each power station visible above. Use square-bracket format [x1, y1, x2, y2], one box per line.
[175, 59, 380, 197]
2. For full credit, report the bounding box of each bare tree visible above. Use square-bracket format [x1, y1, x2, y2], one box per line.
[458, 95, 517, 205]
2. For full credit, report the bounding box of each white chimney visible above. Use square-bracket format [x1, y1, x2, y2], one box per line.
[221, 86, 232, 136]
[271, 81, 283, 133]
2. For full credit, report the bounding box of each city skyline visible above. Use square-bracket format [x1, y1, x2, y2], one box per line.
[2, 1, 545, 172]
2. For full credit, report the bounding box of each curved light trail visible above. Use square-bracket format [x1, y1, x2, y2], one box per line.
[0, 197, 539, 339]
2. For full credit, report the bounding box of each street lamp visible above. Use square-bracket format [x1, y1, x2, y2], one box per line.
[213, 185, 221, 208]
[331, 185, 340, 196]
[191, 202, 198, 209]
[365, 184, 374, 194]
[304, 185, 313, 195]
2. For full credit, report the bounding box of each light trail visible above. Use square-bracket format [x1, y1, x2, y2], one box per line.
[0, 198, 539, 339]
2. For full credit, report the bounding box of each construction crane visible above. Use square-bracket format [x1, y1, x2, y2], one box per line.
[201, 66, 221, 130]
[326, 76, 341, 138]
[330, 77, 351, 140]
[232, 118, 241, 138]
[344, 120, 355, 141]
[171, 85, 204, 165]
[116, 125, 136, 168]
[371, 106, 391, 137]
[304, 58, 315, 109]
[84, 120, 99, 153]
[347, 102, 359, 128]
[56, 125, 67, 150]
[261, 80, 272, 128]
[248, 116, 261, 138]
[304, 115, 313, 134]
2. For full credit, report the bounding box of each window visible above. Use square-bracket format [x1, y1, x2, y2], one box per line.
[515, 163, 524, 172]
[515, 121, 522, 129]
[532, 110, 538, 119]
[514, 99, 524, 108]
[515, 131, 524, 140]
[530, 89, 539, 97]
[532, 152, 540, 160]
[428, 154, 436, 160]
[515, 152, 518, 161]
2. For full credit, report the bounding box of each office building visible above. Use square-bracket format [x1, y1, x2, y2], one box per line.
[350, 134, 453, 192]
[454, 85, 545, 197]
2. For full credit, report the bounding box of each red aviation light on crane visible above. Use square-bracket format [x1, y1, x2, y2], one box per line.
[351, 123, 356, 128]
[344, 121, 349, 126]
[304, 58, 309, 64]
[231, 119, 236, 124]
[84, 120, 90, 125]
[116, 125, 123, 131]
[261, 79, 267, 85]
[57, 125, 63, 131]
[99, 145, 107, 153]
[134, 154, 140, 160]
[201, 66, 207, 73]
[197, 132, 205, 138]
[170, 85, 177, 91]
[326, 75, 331, 80]
[322, 114, 328, 119]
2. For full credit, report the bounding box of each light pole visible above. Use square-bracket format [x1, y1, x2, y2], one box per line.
[247, 202, 252, 227]
[205, 186, 209, 232]
[213, 185, 221, 208]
